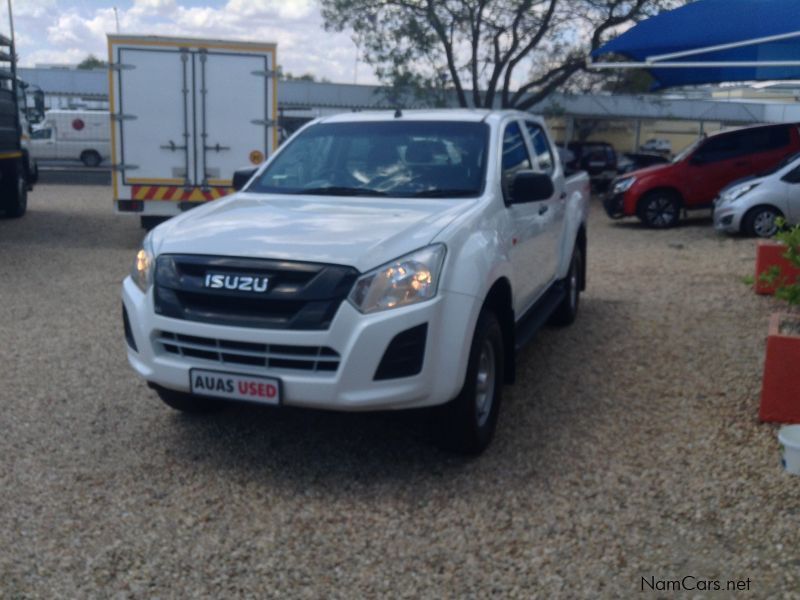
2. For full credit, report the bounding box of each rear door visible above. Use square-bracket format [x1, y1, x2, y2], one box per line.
[684, 132, 750, 205]
[197, 51, 274, 187]
[740, 125, 795, 173]
[116, 47, 196, 187]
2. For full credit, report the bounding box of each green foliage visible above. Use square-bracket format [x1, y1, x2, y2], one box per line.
[77, 55, 107, 70]
[761, 219, 800, 307]
[320, 0, 686, 109]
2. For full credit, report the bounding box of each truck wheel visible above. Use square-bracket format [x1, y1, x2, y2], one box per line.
[438, 310, 505, 455]
[81, 150, 102, 168]
[742, 206, 782, 238]
[0, 161, 28, 218]
[637, 191, 680, 228]
[155, 387, 224, 414]
[550, 245, 582, 326]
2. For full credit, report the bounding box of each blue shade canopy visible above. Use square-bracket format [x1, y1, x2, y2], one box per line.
[592, 0, 800, 89]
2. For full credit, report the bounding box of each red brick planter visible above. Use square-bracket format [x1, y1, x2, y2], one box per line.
[755, 240, 800, 295]
[760, 313, 800, 423]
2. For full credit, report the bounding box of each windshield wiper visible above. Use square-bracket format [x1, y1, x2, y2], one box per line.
[296, 186, 387, 196]
[411, 189, 478, 198]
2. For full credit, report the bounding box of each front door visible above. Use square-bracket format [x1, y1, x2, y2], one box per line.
[503, 120, 554, 314]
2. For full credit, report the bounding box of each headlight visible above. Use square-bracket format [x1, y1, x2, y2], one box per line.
[728, 182, 760, 202]
[612, 177, 635, 194]
[348, 245, 446, 313]
[131, 235, 155, 292]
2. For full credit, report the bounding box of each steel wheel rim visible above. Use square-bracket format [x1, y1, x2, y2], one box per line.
[475, 340, 496, 428]
[753, 211, 777, 237]
[646, 197, 675, 227]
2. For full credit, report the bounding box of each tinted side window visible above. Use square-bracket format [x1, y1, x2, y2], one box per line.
[739, 127, 791, 153]
[783, 164, 800, 184]
[524, 122, 554, 174]
[693, 134, 740, 163]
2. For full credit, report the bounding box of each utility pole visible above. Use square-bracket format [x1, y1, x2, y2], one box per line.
[353, 37, 360, 85]
[114, 7, 120, 33]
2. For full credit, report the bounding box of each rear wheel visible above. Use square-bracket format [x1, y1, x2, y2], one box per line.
[155, 387, 224, 414]
[742, 205, 782, 238]
[0, 161, 28, 218]
[438, 310, 505, 455]
[81, 150, 102, 168]
[550, 245, 582, 326]
[638, 191, 680, 228]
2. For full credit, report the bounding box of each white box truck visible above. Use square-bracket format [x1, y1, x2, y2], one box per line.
[107, 35, 278, 228]
[30, 110, 110, 166]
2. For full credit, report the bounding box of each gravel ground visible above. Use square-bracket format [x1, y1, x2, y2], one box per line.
[1, 185, 799, 598]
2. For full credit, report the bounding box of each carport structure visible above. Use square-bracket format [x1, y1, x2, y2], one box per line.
[591, 0, 800, 89]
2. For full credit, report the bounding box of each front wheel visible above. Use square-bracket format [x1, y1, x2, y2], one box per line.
[81, 150, 102, 168]
[437, 310, 505, 455]
[0, 162, 28, 218]
[742, 206, 782, 238]
[638, 191, 680, 228]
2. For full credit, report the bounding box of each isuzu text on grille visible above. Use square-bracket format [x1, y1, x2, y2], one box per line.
[204, 274, 269, 292]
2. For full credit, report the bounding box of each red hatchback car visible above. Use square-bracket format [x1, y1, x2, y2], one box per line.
[604, 123, 800, 228]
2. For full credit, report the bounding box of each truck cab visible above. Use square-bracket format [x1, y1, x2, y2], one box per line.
[122, 110, 589, 454]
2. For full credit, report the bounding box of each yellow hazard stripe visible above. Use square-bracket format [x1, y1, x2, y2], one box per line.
[0, 151, 23, 160]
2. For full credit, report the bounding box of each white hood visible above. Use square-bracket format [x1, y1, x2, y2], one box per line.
[151, 192, 473, 272]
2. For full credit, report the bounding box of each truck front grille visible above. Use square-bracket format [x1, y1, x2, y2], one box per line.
[154, 254, 359, 330]
[156, 331, 340, 373]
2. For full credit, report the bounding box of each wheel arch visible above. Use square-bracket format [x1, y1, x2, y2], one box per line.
[481, 277, 516, 384]
[741, 203, 784, 236]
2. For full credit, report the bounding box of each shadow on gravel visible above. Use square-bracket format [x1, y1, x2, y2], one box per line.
[158, 297, 631, 492]
[611, 215, 714, 230]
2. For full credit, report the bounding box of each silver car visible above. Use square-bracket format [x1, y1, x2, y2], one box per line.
[714, 152, 800, 237]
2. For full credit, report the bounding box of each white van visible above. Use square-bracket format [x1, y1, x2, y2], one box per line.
[30, 110, 110, 167]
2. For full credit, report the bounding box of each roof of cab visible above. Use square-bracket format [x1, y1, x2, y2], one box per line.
[318, 109, 534, 124]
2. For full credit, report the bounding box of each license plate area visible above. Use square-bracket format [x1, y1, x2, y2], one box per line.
[190, 368, 281, 405]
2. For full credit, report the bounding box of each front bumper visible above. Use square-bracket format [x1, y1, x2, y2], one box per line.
[122, 277, 479, 411]
[712, 198, 743, 233]
[603, 192, 626, 219]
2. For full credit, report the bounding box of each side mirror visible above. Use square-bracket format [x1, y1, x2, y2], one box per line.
[232, 167, 257, 191]
[510, 171, 554, 204]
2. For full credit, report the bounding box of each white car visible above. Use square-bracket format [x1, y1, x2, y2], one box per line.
[713, 152, 800, 237]
[122, 109, 590, 453]
[640, 138, 672, 154]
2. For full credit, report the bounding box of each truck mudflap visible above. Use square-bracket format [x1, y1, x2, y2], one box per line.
[603, 192, 625, 219]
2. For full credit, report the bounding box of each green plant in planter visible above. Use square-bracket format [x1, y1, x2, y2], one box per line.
[768, 220, 800, 308]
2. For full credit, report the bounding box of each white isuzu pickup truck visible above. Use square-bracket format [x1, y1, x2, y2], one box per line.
[122, 110, 589, 454]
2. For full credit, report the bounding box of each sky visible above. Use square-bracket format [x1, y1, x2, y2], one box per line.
[8, 0, 377, 83]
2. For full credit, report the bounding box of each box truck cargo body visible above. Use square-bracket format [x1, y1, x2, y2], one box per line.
[107, 35, 277, 223]
[30, 110, 110, 166]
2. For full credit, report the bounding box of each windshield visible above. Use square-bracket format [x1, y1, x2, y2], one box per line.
[672, 139, 702, 163]
[248, 120, 489, 198]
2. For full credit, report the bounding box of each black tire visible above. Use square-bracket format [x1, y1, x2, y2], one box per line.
[742, 205, 782, 238]
[637, 190, 680, 228]
[437, 310, 505, 455]
[154, 386, 224, 414]
[550, 245, 582, 326]
[0, 161, 28, 218]
[81, 150, 102, 168]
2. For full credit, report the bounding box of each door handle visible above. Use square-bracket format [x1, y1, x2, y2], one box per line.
[734, 161, 750, 167]
[538, 204, 549, 215]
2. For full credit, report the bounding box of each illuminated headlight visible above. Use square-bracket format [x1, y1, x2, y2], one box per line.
[131, 235, 155, 292]
[348, 245, 446, 313]
[612, 177, 635, 194]
[728, 182, 760, 202]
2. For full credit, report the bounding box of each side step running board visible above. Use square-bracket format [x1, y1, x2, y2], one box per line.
[514, 282, 567, 352]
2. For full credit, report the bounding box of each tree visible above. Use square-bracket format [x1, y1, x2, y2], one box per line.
[77, 55, 107, 70]
[321, 0, 685, 109]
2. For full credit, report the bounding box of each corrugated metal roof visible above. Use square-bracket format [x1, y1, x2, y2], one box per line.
[19, 67, 108, 97]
